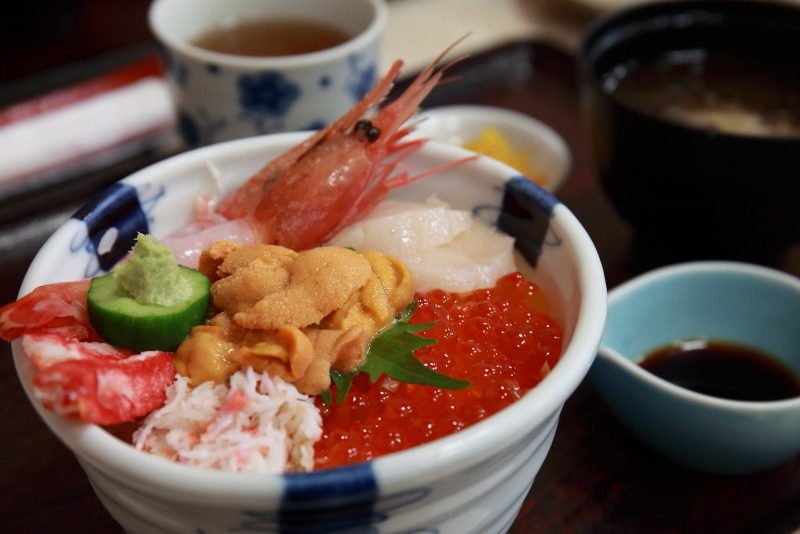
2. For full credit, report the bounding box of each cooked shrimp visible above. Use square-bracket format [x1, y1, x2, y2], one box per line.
[166, 41, 471, 266]
[1, 282, 176, 424]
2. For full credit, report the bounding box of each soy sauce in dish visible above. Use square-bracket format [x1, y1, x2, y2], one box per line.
[640, 339, 800, 401]
[192, 19, 350, 57]
[605, 49, 800, 137]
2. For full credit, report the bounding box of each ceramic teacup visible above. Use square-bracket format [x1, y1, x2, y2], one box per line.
[149, 0, 387, 146]
[590, 261, 800, 474]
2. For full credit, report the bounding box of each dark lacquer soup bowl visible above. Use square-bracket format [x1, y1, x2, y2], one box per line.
[579, 0, 800, 256]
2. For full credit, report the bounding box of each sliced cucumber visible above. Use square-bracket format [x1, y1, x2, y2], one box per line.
[88, 267, 210, 352]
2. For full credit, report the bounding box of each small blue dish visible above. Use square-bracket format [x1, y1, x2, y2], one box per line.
[590, 261, 800, 474]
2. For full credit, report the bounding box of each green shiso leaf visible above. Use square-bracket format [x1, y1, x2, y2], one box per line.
[323, 301, 470, 404]
[331, 371, 355, 404]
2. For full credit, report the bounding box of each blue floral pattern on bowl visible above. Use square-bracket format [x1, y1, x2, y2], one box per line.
[159, 34, 382, 144]
[499, 177, 560, 266]
[71, 182, 164, 276]
[179, 107, 228, 147]
[346, 54, 377, 102]
[162, 48, 189, 88]
[177, 110, 201, 147]
[238, 71, 301, 134]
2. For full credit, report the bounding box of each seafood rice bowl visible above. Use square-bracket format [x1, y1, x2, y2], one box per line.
[6, 46, 602, 531]
[4, 48, 605, 532]
[9, 130, 605, 533]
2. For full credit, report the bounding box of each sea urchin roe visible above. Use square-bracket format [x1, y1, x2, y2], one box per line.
[314, 272, 562, 469]
[177, 243, 414, 395]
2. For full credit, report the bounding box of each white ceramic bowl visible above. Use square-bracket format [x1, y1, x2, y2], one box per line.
[12, 133, 605, 533]
[413, 105, 571, 192]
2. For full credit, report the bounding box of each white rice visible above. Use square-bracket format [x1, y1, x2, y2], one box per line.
[133, 367, 322, 474]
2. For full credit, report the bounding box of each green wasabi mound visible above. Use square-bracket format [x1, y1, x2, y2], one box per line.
[113, 233, 192, 306]
[87, 234, 210, 352]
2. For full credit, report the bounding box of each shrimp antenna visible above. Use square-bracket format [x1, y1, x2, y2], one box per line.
[377, 35, 472, 135]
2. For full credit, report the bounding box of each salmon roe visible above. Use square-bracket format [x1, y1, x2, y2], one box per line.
[314, 272, 563, 469]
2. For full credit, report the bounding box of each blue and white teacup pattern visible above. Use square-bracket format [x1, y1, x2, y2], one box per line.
[150, 0, 387, 146]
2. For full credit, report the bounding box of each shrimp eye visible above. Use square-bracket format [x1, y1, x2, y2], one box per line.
[354, 119, 371, 132]
[354, 119, 380, 142]
[366, 126, 380, 142]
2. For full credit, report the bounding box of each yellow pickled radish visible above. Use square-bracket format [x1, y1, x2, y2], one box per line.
[462, 127, 547, 186]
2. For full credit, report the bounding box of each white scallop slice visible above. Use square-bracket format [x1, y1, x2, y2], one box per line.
[330, 198, 515, 293]
[331, 198, 472, 257]
[409, 221, 515, 293]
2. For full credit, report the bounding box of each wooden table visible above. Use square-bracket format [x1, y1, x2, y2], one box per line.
[1, 7, 799, 533]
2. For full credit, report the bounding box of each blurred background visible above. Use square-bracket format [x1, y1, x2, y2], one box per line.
[0, 0, 597, 86]
[2, 0, 154, 88]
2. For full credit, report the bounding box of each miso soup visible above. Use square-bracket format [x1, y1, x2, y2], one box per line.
[604, 49, 800, 137]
